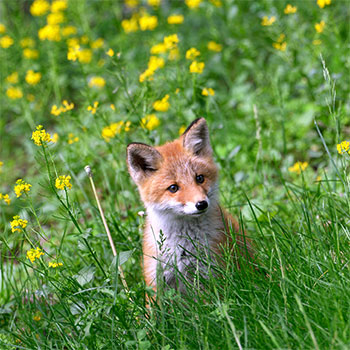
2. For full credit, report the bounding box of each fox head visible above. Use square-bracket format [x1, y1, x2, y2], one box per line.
[126, 118, 218, 217]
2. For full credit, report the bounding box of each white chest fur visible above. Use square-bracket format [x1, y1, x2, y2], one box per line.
[145, 204, 223, 292]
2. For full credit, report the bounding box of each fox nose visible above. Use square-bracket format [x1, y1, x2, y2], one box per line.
[195, 200, 208, 211]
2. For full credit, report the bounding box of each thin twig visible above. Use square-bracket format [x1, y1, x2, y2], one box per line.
[84, 165, 129, 292]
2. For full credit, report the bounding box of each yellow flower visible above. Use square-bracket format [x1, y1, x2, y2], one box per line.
[139, 14, 158, 31]
[0, 35, 14, 48]
[139, 56, 165, 82]
[91, 38, 104, 49]
[0, 193, 11, 205]
[23, 48, 39, 59]
[6, 87, 23, 99]
[122, 14, 139, 33]
[207, 41, 222, 52]
[68, 133, 79, 144]
[284, 4, 297, 14]
[315, 20, 325, 33]
[31, 125, 52, 146]
[202, 88, 215, 96]
[288, 161, 308, 174]
[106, 48, 114, 57]
[150, 43, 167, 54]
[80, 35, 89, 44]
[67, 37, 79, 47]
[189, 61, 205, 74]
[14, 179, 32, 197]
[210, 0, 222, 6]
[186, 47, 200, 60]
[33, 314, 41, 321]
[0, 23, 5, 34]
[167, 14, 184, 25]
[51, 133, 59, 143]
[313, 39, 322, 45]
[25, 70, 42, 85]
[163, 34, 179, 50]
[30, 0, 50, 16]
[61, 25, 77, 37]
[20, 37, 35, 48]
[153, 95, 170, 112]
[6, 72, 18, 84]
[88, 76, 106, 88]
[49, 261, 63, 268]
[141, 114, 160, 131]
[125, 0, 139, 7]
[110, 104, 116, 111]
[10, 215, 28, 233]
[38, 24, 61, 41]
[185, 0, 201, 9]
[273, 35, 287, 51]
[51, 100, 74, 116]
[51, 0, 68, 13]
[148, 0, 160, 6]
[26, 247, 44, 263]
[261, 16, 276, 26]
[47, 12, 65, 25]
[55, 175, 72, 190]
[337, 141, 350, 155]
[101, 121, 125, 142]
[317, 0, 331, 8]
[77, 48, 92, 63]
[87, 101, 99, 114]
[179, 125, 186, 135]
[168, 47, 179, 61]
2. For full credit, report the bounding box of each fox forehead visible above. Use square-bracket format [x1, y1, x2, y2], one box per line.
[155, 139, 218, 184]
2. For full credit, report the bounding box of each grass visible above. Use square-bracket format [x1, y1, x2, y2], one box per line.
[0, 0, 349, 349]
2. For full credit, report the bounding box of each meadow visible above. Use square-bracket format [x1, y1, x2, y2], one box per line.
[0, 0, 349, 348]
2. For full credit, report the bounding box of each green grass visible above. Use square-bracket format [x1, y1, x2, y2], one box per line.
[1, 0, 349, 349]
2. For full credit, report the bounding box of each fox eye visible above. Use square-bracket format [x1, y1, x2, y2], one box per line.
[168, 184, 179, 193]
[196, 174, 204, 184]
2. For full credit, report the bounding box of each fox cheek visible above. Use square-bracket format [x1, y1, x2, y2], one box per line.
[126, 143, 163, 184]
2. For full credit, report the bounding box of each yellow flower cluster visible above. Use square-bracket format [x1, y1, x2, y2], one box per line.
[284, 4, 297, 14]
[14, 179, 32, 198]
[0, 193, 11, 205]
[0, 35, 14, 48]
[261, 16, 276, 26]
[185, 0, 202, 9]
[125, 0, 139, 8]
[20, 37, 35, 48]
[68, 133, 79, 144]
[51, 0, 68, 13]
[163, 34, 179, 50]
[139, 14, 158, 31]
[167, 14, 184, 25]
[207, 41, 222, 52]
[148, 0, 160, 7]
[101, 121, 131, 142]
[141, 114, 160, 131]
[31, 125, 52, 146]
[189, 61, 205, 74]
[25, 70, 42, 85]
[61, 25, 77, 37]
[87, 101, 99, 114]
[317, 0, 331, 8]
[202, 88, 215, 96]
[0, 23, 5, 34]
[106, 48, 114, 57]
[38, 24, 61, 41]
[6, 87, 23, 100]
[337, 141, 350, 155]
[90, 38, 104, 49]
[186, 47, 200, 60]
[55, 175, 72, 190]
[51, 100, 74, 116]
[6, 72, 18, 84]
[315, 20, 325, 33]
[288, 161, 308, 174]
[30, 0, 50, 16]
[23, 49, 39, 59]
[47, 11, 65, 25]
[10, 215, 28, 233]
[273, 34, 287, 51]
[139, 56, 165, 82]
[49, 261, 63, 268]
[153, 94, 170, 112]
[67, 45, 92, 64]
[26, 247, 44, 263]
[88, 76, 106, 88]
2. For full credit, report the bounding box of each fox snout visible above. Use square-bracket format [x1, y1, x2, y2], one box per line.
[183, 197, 210, 216]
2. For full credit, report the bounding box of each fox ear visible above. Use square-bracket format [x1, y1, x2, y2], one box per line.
[127, 143, 163, 183]
[182, 118, 212, 156]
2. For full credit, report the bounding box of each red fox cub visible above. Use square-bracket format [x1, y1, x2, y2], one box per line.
[127, 118, 252, 293]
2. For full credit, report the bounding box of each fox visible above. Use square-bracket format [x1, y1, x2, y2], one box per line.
[126, 118, 253, 294]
